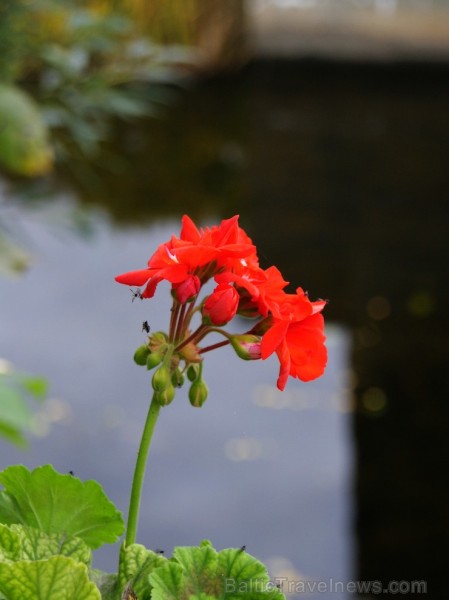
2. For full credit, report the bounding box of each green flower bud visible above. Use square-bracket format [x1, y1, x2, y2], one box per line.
[146, 351, 163, 370]
[134, 345, 150, 366]
[155, 382, 176, 406]
[186, 364, 199, 382]
[171, 368, 185, 388]
[152, 365, 171, 392]
[151, 331, 168, 344]
[189, 379, 208, 408]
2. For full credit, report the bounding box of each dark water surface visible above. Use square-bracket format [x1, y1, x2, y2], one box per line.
[1, 59, 449, 597]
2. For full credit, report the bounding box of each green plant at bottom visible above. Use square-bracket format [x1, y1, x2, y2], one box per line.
[0, 466, 283, 600]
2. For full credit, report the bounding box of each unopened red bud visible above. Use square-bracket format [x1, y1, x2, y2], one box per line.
[189, 379, 208, 407]
[202, 284, 239, 326]
[230, 334, 262, 360]
[155, 382, 175, 406]
[172, 275, 201, 304]
[152, 365, 171, 392]
[134, 345, 150, 366]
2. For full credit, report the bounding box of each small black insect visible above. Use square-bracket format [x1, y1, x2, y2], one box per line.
[68, 470, 75, 476]
[130, 288, 143, 302]
[142, 321, 150, 333]
[239, 545, 246, 552]
[154, 548, 164, 554]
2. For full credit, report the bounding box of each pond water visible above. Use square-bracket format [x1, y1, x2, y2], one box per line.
[1, 58, 448, 596]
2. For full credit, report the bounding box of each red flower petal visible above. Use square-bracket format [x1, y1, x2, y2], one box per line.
[261, 320, 289, 359]
[115, 269, 151, 286]
[180, 214, 201, 243]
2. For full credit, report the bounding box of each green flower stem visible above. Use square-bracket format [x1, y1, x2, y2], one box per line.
[125, 393, 161, 546]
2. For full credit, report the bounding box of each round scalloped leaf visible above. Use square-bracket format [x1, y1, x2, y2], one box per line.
[0, 524, 90, 563]
[172, 544, 220, 596]
[148, 561, 183, 600]
[149, 544, 286, 600]
[11, 524, 92, 564]
[0, 555, 100, 600]
[0, 465, 124, 549]
[119, 542, 167, 599]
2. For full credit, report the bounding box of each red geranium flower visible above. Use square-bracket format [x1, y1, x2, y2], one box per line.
[215, 265, 289, 317]
[116, 214, 328, 393]
[261, 288, 327, 391]
[115, 215, 257, 299]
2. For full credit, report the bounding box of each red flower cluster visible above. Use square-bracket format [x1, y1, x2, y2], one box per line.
[116, 215, 327, 391]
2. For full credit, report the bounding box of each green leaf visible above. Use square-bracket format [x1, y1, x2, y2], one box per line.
[0, 84, 53, 176]
[172, 544, 219, 596]
[217, 548, 269, 593]
[0, 465, 124, 549]
[0, 371, 48, 446]
[0, 523, 91, 564]
[119, 542, 167, 599]
[0, 555, 100, 600]
[0, 523, 21, 561]
[0, 381, 34, 432]
[149, 562, 183, 600]
[17, 525, 92, 564]
[18, 375, 48, 400]
[149, 543, 286, 600]
[0, 421, 26, 447]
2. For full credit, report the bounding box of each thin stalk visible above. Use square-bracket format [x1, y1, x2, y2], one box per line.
[174, 302, 187, 342]
[199, 339, 230, 354]
[179, 300, 197, 339]
[169, 301, 180, 341]
[125, 393, 161, 546]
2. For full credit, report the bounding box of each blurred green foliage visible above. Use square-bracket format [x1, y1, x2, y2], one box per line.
[0, 84, 54, 176]
[0, 0, 192, 177]
[0, 0, 29, 82]
[0, 364, 47, 447]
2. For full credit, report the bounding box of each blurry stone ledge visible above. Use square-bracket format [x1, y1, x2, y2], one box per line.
[247, 5, 449, 62]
